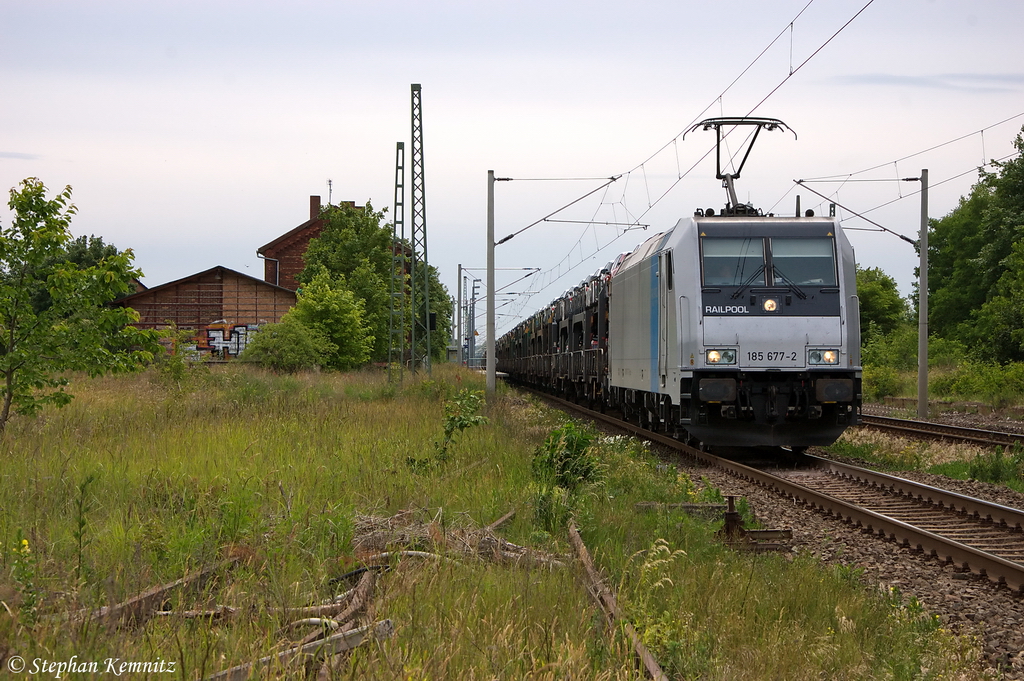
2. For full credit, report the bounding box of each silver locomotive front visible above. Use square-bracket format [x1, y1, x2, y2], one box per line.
[688, 216, 861, 446]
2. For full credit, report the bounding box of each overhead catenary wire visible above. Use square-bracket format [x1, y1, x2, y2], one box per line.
[490, 0, 876, 335]
[795, 149, 1021, 236]
[800, 111, 1024, 181]
[794, 179, 916, 245]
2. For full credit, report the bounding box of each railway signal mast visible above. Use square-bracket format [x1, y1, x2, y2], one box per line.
[389, 84, 433, 378]
[388, 142, 406, 383]
[409, 83, 432, 374]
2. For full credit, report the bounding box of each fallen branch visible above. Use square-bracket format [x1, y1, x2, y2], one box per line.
[153, 599, 360, 621]
[496, 550, 565, 568]
[568, 522, 667, 681]
[153, 567, 378, 627]
[363, 550, 459, 564]
[295, 569, 376, 647]
[204, 619, 395, 681]
[485, 509, 516, 532]
[69, 557, 240, 628]
[152, 605, 238, 620]
[287, 617, 340, 631]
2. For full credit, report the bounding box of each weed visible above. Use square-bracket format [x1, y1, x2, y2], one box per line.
[11, 531, 39, 625]
[407, 388, 488, 470]
[435, 389, 488, 460]
[530, 482, 573, 533]
[153, 323, 209, 389]
[73, 472, 97, 584]
[967, 443, 1024, 484]
[863, 365, 903, 401]
[532, 421, 603, 490]
[824, 437, 878, 463]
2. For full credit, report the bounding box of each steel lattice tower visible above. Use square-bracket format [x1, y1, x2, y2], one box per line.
[387, 142, 406, 383]
[409, 83, 431, 373]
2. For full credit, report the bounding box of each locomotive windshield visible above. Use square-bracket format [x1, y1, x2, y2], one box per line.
[701, 238, 765, 286]
[770, 237, 837, 286]
[701, 236, 837, 288]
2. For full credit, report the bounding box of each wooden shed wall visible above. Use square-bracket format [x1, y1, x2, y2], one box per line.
[126, 270, 295, 330]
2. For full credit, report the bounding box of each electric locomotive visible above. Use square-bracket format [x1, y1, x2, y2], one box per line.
[495, 117, 862, 448]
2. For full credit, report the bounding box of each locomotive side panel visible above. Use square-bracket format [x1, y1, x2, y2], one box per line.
[608, 252, 657, 393]
[837, 226, 862, 368]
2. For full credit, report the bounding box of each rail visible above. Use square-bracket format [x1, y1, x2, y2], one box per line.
[861, 415, 1024, 449]
[529, 389, 1024, 594]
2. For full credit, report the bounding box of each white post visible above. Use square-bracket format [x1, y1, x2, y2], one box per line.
[917, 169, 929, 419]
[486, 171, 496, 394]
[456, 264, 463, 365]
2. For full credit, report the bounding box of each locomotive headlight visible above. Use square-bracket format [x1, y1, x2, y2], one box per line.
[706, 349, 737, 365]
[762, 297, 779, 312]
[808, 349, 840, 365]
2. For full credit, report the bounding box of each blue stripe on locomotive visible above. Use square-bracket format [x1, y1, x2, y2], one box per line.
[650, 255, 659, 393]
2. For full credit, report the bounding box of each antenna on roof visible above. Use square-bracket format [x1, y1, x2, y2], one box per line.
[327, 179, 333, 206]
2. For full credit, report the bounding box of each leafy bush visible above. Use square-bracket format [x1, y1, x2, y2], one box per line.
[238, 316, 335, 372]
[927, 336, 969, 369]
[153, 323, 209, 388]
[968, 444, 1024, 484]
[862, 365, 902, 401]
[532, 421, 603, 491]
[288, 268, 373, 370]
[862, 324, 918, 371]
[435, 389, 488, 460]
[928, 361, 1024, 407]
[863, 324, 970, 370]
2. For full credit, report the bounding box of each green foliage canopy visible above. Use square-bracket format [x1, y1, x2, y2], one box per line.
[855, 265, 908, 342]
[928, 128, 1024, 361]
[0, 178, 160, 432]
[288, 268, 373, 371]
[238, 315, 336, 373]
[300, 201, 452, 363]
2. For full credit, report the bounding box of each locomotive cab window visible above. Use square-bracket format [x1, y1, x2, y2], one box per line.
[769, 238, 837, 287]
[701, 238, 765, 286]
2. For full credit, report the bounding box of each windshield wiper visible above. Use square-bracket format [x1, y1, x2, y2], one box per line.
[729, 264, 766, 299]
[771, 267, 808, 299]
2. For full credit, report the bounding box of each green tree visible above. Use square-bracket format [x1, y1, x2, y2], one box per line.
[855, 265, 908, 343]
[28, 234, 121, 313]
[929, 127, 1024, 349]
[300, 201, 452, 362]
[958, 239, 1024, 362]
[0, 178, 160, 433]
[288, 268, 373, 371]
[238, 315, 336, 373]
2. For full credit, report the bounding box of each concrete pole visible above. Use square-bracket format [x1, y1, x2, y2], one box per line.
[486, 170, 496, 394]
[917, 169, 929, 419]
[456, 264, 463, 365]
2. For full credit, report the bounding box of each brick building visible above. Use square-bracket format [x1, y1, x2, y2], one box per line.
[257, 196, 361, 290]
[114, 266, 296, 357]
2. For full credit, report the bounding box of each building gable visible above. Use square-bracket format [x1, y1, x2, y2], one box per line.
[115, 265, 296, 330]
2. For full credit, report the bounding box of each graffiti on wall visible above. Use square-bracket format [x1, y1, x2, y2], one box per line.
[196, 322, 261, 358]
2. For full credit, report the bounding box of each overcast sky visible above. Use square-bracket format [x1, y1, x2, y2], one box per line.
[3, 0, 1023, 338]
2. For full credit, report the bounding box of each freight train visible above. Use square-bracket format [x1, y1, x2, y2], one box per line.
[495, 118, 862, 448]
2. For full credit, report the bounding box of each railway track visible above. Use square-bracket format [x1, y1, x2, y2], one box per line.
[861, 414, 1024, 449]
[530, 390, 1024, 594]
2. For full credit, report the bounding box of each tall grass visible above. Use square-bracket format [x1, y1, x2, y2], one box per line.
[825, 427, 1024, 494]
[0, 365, 987, 678]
